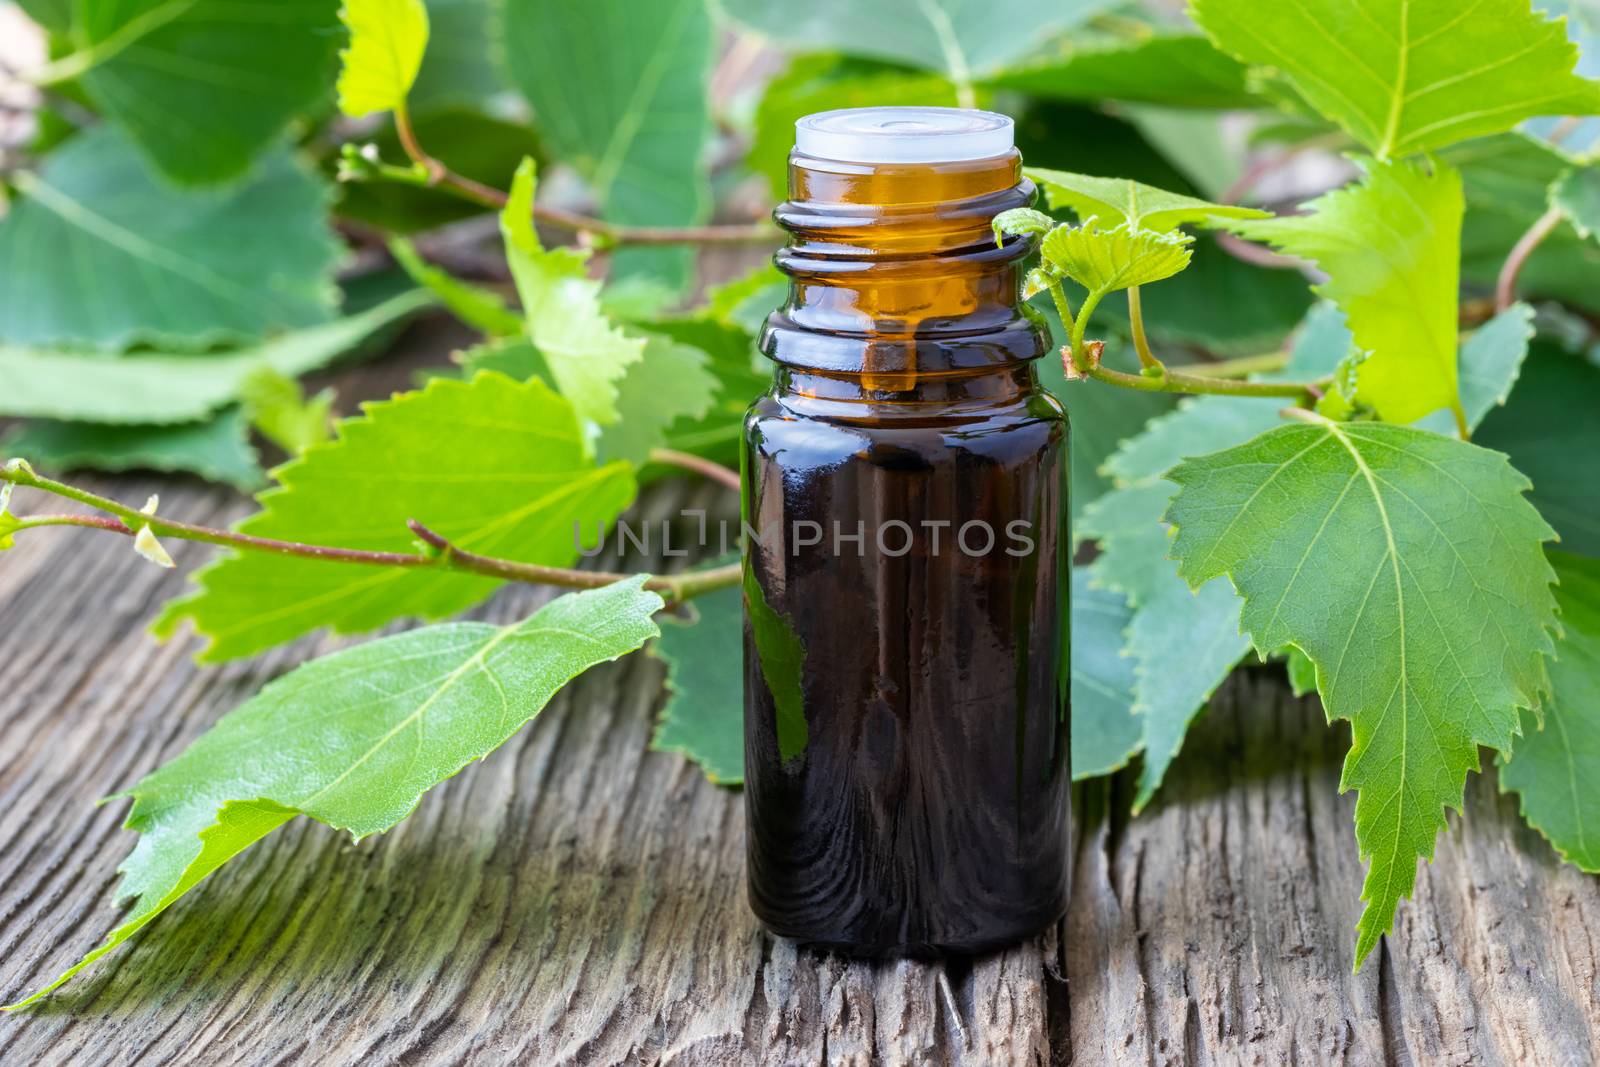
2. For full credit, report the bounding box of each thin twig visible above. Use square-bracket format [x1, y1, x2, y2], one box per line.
[1083, 359, 1319, 399]
[1496, 205, 1564, 312]
[387, 110, 776, 247]
[1163, 351, 1290, 380]
[1126, 287, 1163, 372]
[648, 448, 740, 492]
[0, 464, 741, 604]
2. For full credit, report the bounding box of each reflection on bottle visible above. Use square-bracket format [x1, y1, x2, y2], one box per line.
[743, 559, 809, 762]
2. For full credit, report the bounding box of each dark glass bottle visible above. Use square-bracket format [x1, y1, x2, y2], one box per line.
[742, 108, 1071, 956]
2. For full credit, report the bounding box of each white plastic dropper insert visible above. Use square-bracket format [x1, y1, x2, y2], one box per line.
[794, 107, 1014, 164]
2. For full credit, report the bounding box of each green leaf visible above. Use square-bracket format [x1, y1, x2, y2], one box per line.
[73, 0, 342, 185]
[1079, 478, 1253, 809]
[744, 564, 808, 762]
[0, 290, 431, 424]
[499, 0, 713, 287]
[7, 577, 663, 1007]
[1040, 219, 1194, 294]
[0, 126, 339, 349]
[649, 317, 771, 468]
[498, 160, 645, 426]
[1500, 551, 1600, 871]
[1068, 305, 1355, 802]
[1165, 419, 1559, 966]
[3, 409, 264, 491]
[336, 0, 429, 117]
[719, 0, 1113, 79]
[1552, 165, 1600, 240]
[1191, 0, 1600, 158]
[986, 33, 1255, 109]
[596, 334, 719, 467]
[1478, 343, 1600, 557]
[702, 265, 786, 337]
[750, 56, 959, 199]
[993, 207, 1056, 244]
[152, 372, 638, 662]
[1026, 167, 1267, 232]
[650, 580, 744, 784]
[16, 0, 72, 33]
[1069, 566, 1141, 780]
[1224, 156, 1464, 426]
[1459, 303, 1536, 427]
[388, 237, 522, 337]
[240, 370, 334, 457]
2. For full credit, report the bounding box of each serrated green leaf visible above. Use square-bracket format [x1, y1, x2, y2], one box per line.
[0, 290, 430, 424]
[73, 0, 342, 185]
[500, 0, 713, 287]
[649, 317, 771, 468]
[650, 580, 744, 785]
[994, 207, 1056, 244]
[720, 0, 1113, 79]
[1069, 566, 1141, 780]
[1026, 167, 1267, 232]
[1074, 304, 1350, 804]
[1165, 419, 1559, 966]
[1041, 218, 1194, 294]
[1500, 551, 1600, 871]
[595, 334, 719, 467]
[4, 409, 264, 491]
[1191, 0, 1600, 159]
[6, 577, 662, 1007]
[240, 370, 334, 457]
[0, 126, 339, 349]
[337, 0, 429, 117]
[389, 236, 522, 337]
[1478, 343, 1600, 557]
[1079, 480, 1251, 808]
[152, 372, 637, 662]
[1410, 302, 1534, 436]
[749, 56, 960, 199]
[986, 33, 1254, 109]
[499, 160, 645, 425]
[1079, 236, 1315, 356]
[1224, 155, 1464, 426]
[1552, 165, 1600, 240]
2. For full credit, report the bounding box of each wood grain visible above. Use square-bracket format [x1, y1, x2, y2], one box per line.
[1, 352, 1597, 1063]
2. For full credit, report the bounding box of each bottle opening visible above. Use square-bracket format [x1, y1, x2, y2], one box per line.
[794, 106, 1014, 164]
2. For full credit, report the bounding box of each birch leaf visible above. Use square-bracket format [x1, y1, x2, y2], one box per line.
[6, 578, 662, 1007]
[1165, 419, 1559, 966]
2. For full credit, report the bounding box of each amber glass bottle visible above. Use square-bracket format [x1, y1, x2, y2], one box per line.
[742, 108, 1071, 956]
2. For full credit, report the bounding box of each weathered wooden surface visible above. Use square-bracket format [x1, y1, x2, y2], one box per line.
[3, 346, 1600, 1066]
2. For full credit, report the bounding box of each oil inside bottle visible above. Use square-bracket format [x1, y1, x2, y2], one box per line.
[742, 107, 1071, 956]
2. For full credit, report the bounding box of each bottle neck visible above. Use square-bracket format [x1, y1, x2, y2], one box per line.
[760, 150, 1049, 380]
